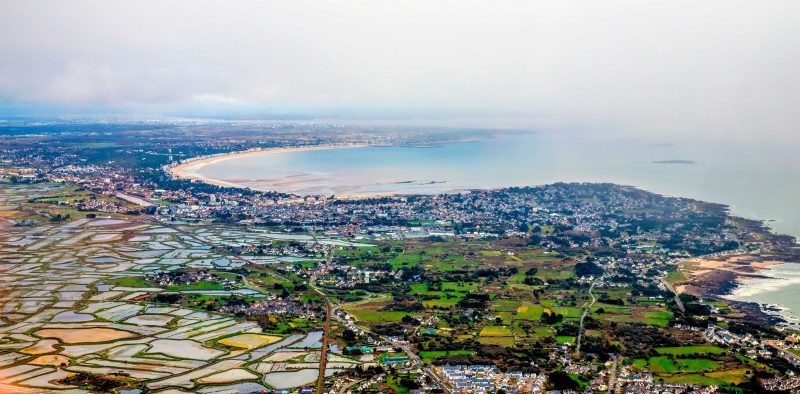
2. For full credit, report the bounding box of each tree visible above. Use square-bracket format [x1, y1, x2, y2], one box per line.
[342, 329, 357, 342]
[548, 371, 579, 390]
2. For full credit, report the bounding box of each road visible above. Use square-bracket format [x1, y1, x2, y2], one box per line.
[764, 339, 800, 364]
[607, 354, 618, 394]
[337, 378, 362, 394]
[330, 301, 451, 393]
[159, 223, 446, 392]
[315, 289, 331, 394]
[313, 250, 336, 394]
[661, 248, 749, 314]
[660, 278, 685, 313]
[575, 276, 600, 355]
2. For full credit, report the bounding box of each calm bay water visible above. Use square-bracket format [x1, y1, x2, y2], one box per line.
[198, 130, 800, 316]
[199, 132, 800, 238]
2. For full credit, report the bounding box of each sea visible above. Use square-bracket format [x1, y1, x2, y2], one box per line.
[196, 130, 800, 317]
[726, 263, 800, 323]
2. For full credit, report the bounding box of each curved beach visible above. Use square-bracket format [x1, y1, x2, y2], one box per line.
[168, 144, 369, 190]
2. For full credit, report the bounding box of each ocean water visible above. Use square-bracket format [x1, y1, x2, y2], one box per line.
[198, 130, 800, 317]
[198, 132, 800, 238]
[726, 263, 800, 323]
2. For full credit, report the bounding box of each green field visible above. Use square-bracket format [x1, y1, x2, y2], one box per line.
[591, 303, 629, 314]
[515, 302, 544, 320]
[517, 250, 561, 263]
[655, 346, 726, 356]
[106, 276, 150, 288]
[477, 336, 515, 346]
[409, 283, 429, 293]
[346, 308, 418, 323]
[601, 315, 669, 327]
[662, 374, 723, 385]
[648, 356, 677, 374]
[556, 336, 575, 345]
[419, 350, 474, 361]
[166, 281, 225, 291]
[479, 325, 513, 337]
[676, 359, 722, 372]
[666, 270, 688, 284]
[388, 253, 424, 269]
[529, 326, 555, 338]
[705, 368, 751, 384]
[551, 306, 583, 319]
[533, 268, 574, 280]
[643, 310, 673, 319]
[423, 298, 461, 308]
[492, 300, 521, 312]
[480, 250, 503, 257]
[441, 282, 476, 291]
[424, 255, 479, 272]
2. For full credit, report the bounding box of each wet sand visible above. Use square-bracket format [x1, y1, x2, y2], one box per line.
[168, 144, 369, 191]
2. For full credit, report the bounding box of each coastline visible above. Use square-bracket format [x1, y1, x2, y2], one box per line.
[167, 144, 370, 190]
[164, 139, 800, 324]
[678, 254, 799, 324]
[724, 262, 800, 325]
[167, 143, 469, 199]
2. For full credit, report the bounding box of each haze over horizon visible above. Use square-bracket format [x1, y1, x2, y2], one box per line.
[2, 1, 799, 141]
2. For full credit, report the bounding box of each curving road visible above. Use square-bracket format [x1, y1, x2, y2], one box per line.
[575, 276, 601, 355]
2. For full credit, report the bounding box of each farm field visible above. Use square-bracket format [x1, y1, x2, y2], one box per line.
[655, 346, 727, 356]
[0, 181, 789, 393]
[0, 184, 371, 392]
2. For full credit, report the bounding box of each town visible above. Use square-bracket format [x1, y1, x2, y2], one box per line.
[0, 121, 799, 393]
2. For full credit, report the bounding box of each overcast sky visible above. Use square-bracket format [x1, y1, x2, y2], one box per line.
[1, 1, 799, 139]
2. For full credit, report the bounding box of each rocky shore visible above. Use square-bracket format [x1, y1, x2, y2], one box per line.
[680, 250, 800, 325]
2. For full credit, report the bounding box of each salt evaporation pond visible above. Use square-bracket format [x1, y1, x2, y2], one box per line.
[51, 311, 94, 322]
[262, 369, 318, 389]
[289, 331, 323, 349]
[146, 339, 224, 360]
[197, 382, 269, 393]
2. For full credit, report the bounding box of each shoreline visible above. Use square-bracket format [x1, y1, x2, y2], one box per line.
[167, 144, 370, 191]
[167, 143, 472, 199]
[724, 262, 800, 324]
[678, 254, 799, 324]
[167, 141, 800, 323]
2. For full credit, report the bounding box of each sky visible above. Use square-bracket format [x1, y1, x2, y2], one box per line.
[1, 1, 799, 140]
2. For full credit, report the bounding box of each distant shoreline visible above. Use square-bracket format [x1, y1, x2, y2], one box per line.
[167, 144, 370, 191]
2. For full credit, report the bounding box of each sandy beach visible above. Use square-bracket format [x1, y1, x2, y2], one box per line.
[682, 255, 783, 280]
[678, 254, 785, 295]
[675, 253, 798, 323]
[168, 144, 369, 191]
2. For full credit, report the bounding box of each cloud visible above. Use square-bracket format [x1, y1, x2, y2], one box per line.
[190, 94, 242, 105]
[41, 61, 118, 104]
[1, 0, 799, 139]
